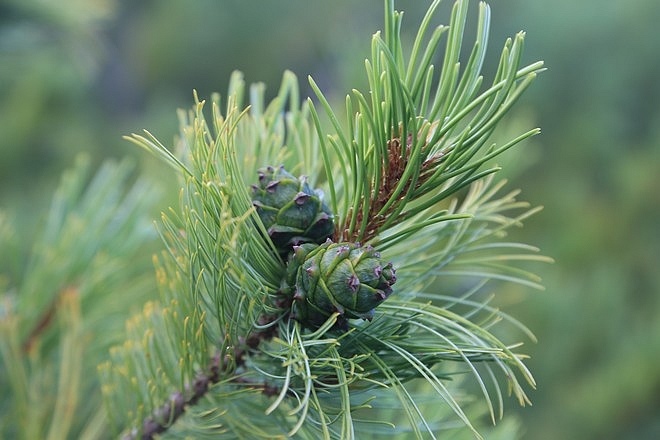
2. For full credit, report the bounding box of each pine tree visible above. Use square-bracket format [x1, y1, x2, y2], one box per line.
[1, 1, 548, 438]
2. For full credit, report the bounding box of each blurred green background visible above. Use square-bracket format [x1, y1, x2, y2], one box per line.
[1, 0, 658, 438]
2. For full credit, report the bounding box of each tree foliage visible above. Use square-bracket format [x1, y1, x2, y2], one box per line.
[109, 1, 545, 438]
[1, 1, 547, 439]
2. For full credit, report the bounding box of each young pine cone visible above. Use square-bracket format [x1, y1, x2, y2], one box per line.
[251, 166, 334, 257]
[285, 241, 396, 329]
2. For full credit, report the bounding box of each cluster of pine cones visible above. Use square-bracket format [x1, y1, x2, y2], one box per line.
[251, 166, 397, 329]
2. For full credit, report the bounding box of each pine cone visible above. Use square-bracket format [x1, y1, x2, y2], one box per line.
[285, 241, 396, 328]
[251, 166, 334, 257]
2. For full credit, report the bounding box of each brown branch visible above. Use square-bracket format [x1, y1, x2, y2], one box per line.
[22, 286, 78, 354]
[123, 314, 282, 440]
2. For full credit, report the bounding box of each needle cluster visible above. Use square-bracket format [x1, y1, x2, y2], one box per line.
[105, 1, 548, 438]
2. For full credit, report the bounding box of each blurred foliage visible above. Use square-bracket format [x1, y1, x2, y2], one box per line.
[0, 156, 161, 438]
[491, 1, 660, 439]
[1, 0, 659, 438]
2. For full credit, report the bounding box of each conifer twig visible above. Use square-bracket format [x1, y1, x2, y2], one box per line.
[21, 291, 61, 354]
[106, 1, 547, 437]
[125, 316, 282, 440]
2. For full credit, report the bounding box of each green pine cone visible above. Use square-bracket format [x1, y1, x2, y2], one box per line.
[285, 240, 396, 328]
[251, 165, 334, 256]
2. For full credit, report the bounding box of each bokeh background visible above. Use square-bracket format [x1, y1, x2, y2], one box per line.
[2, 0, 659, 438]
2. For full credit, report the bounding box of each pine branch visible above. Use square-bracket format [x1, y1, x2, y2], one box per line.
[21, 291, 59, 354]
[106, 1, 547, 438]
[126, 345, 282, 440]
